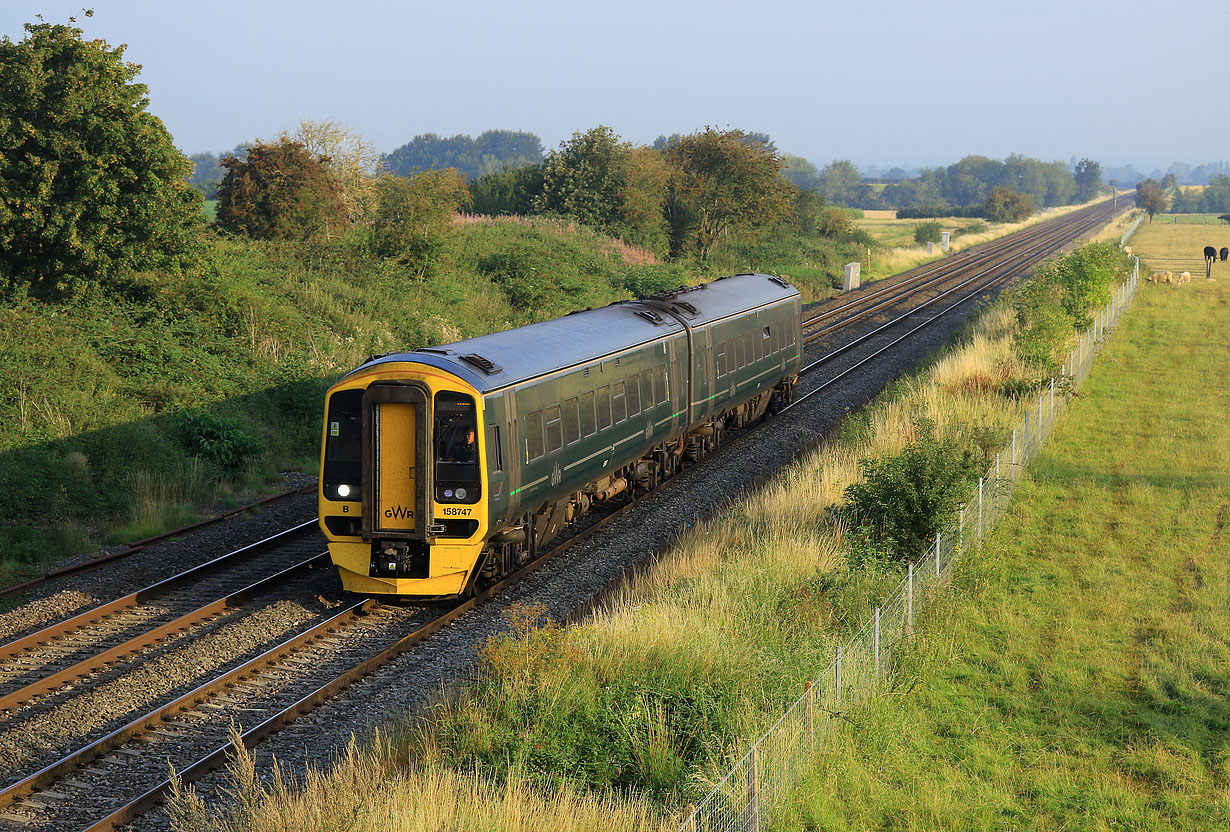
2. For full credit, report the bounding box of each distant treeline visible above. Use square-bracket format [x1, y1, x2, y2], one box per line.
[383, 130, 544, 180]
[1168, 173, 1230, 213]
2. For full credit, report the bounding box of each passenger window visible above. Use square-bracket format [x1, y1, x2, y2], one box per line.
[545, 406, 562, 453]
[596, 385, 612, 430]
[717, 343, 727, 378]
[653, 365, 667, 404]
[745, 332, 755, 364]
[612, 382, 626, 423]
[564, 397, 580, 444]
[581, 391, 597, 437]
[626, 375, 640, 415]
[736, 337, 745, 370]
[640, 370, 653, 409]
[526, 410, 544, 460]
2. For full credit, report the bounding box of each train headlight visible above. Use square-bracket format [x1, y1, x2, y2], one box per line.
[455, 487, 467, 500]
[336, 483, 352, 498]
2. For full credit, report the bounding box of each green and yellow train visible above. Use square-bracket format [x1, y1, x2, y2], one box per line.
[318, 273, 802, 598]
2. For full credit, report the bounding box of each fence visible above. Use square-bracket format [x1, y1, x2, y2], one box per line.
[680, 257, 1141, 832]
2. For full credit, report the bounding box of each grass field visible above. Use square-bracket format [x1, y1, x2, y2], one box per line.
[1156, 213, 1227, 225]
[774, 224, 1230, 830]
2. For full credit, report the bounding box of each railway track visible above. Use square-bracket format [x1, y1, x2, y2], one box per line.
[0, 198, 1124, 831]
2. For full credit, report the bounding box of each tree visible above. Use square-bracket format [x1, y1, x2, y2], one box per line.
[819, 159, 861, 205]
[662, 128, 794, 262]
[536, 125, 631, 231]
[384, 130, 543, 181]
[817, 207, 851, 236]
[278, 120, 381, 222]
[216, 139, 347, 241]
[1161, 172, 1178, 192]
[1074, 158, 1102, 202]
[368, 169, 467, 274]
[469, 164, 544, 216]
[1135, 179, 1167, 222]
[779, 154, 822, 192]
[0, 13, 203, 298]
[985, 187, 1033, 223]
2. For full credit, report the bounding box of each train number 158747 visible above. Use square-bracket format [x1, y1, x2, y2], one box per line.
[442, 506, 472, 516]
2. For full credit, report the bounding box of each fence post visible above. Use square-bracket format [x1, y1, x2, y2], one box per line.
[995, 451, 1000, 482]
[958, 509, 964, 554]
[1024, 411, 1030, 461]
[1011, 429, 1017, 473]
[874, 606, 881, 677]
[935, 532, 941, 578]
[835, 645, 843, 702]
[747, 746, 760, 832]
[1050, 377, 1055, 422]
[978, 477, 984, 540]
[804, 681, 815, 747]
[1038, 393, 1044, 440]
[907, 562, 914, 633]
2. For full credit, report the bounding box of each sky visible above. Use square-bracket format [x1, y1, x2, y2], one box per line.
[2, 0, 1226, 171]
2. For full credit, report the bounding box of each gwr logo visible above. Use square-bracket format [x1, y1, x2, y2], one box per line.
[384, 505, 415, 520]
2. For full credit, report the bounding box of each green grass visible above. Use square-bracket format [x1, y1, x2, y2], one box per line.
[1158, 213, 1227, 224]
[774, 249, 1230, 829]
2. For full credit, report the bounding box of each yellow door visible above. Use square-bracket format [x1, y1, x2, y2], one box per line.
[375, 402, 417, 532]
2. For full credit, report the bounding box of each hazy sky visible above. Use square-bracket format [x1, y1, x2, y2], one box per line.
[3, 1, 1226, 170]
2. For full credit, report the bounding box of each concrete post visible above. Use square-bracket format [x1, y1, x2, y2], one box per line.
[927, 241, 934, 255]
[843, 262, 861, 292]
[874, 606, 881, 677]
[941, 231, 950, 251]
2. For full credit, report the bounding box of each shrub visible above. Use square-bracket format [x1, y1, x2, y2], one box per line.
[368, 169, 467, 274]
[817, 207, 852, 236]
[914, 221, 942, 244]
[174, 409, 264, 472]
[217, 139, 348, 242]
[838, 418, 981, 559]
[620, 264, 687, 297]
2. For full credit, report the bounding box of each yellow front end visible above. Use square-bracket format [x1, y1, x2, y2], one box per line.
[317, 361, 490, 598]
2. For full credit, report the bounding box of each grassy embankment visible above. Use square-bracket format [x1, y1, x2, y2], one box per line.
[0, 218, 689, 585]
[854, 199, 1098, 282]
[166, 241, 1130, 830]
[773, 219, 1230, 830]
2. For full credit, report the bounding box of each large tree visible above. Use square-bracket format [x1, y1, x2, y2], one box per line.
[1135, 179, 1167, 222]
[216, 139, 347, 241]
[663, 128, 794, 262]
[535, 125, 631, 230]
[1074, 158, 1102, 202]
[0, 13, 203, 297]
[819, 159, 862, 205]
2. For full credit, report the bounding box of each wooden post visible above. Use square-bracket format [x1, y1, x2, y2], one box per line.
[747, 746, 760, 832]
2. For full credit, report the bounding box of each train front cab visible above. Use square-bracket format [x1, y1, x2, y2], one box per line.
[318, 362, 490, 597]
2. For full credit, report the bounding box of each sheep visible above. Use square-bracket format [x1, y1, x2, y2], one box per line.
[1178, 271, 1191, 285]
[1150, 271, 1172, 284]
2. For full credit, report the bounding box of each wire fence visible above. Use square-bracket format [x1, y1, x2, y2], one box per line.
[680, 257, 1141, 832]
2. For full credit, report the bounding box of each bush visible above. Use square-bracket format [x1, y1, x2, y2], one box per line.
[838, 418, 981, 559]
[174, 409, 264, 472]
[620, 263, 687, 297]
[914, 221, 943, 244]
[368, 169, 467, 275]
[217, 139, 348, 242]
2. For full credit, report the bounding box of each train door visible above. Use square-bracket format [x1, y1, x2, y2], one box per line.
[362, 383, 430, 539]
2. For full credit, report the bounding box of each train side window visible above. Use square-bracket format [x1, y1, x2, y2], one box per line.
[581, 390, 597, 437]
[653, 365, 667, 404]
[735, 336, 745, 370]
[545, 406, 562, 453]
[525, 410, 545, 460]
[626, 375, 640, 415]
[564, 397, 580, 444]
[612, 381, 626, 423]
[744, 332, 755, 364]
[489, 425, 503, 471]
[596, 385, 612, 430]
[640, 370, 653, 410]
[717, 342, 727, 378]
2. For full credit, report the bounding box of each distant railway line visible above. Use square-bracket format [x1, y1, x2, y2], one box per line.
[0, 198, 1125, 831]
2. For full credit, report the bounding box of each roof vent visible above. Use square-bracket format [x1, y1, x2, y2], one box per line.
[417, 347, 453, 355]
[673, 300, 699, 315]
[635, 309, 665, 325]
[769, 275, 791, 288]
[460, 353, 502, 374]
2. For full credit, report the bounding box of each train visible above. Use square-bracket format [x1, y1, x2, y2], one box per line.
[317, 272, 803, 598]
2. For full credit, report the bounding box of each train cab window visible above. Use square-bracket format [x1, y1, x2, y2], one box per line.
[612, 382, 626, 423]
[626, 375, 640, 415]
[653, 366, 667, 404]
[545, 406, 563, 453]
[563, 397, 580, 444]
[581, 391, 597, 437]
[640, 370, 653, 409]
[596, 385, 612, 430]
[323, 389, 363, 502]
[434, 392, 480, 504]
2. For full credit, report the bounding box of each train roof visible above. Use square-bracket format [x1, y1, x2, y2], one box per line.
[350, 272, 798, 394]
